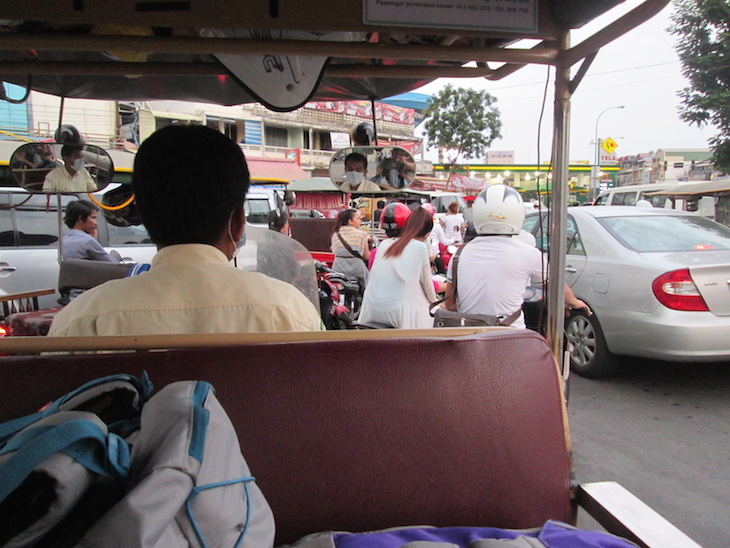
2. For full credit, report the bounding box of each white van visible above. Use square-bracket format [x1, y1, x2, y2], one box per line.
[593, 183, 678, 207]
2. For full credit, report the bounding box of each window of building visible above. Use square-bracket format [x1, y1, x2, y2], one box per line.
[265, 126, 288, 147]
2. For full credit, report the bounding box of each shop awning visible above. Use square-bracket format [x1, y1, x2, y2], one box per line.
[246, 157, 309, 182]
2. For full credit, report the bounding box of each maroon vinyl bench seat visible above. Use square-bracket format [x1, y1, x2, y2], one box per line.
[0, 329, 699, 547]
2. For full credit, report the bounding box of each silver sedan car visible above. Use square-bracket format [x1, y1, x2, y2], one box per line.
[523, 206, 730, 377]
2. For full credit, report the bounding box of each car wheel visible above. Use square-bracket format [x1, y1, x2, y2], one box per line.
[565, 310, 618, 378]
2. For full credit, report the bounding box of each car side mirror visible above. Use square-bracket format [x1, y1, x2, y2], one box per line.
[10, 142, 114, 194]
[329, 146, 416, 193]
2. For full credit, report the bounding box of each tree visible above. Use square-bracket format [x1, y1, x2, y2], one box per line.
[670, 0, 730, 173]
[422, 85, 502, 167]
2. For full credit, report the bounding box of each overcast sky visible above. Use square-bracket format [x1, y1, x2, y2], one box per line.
[413, 1, 718, 165]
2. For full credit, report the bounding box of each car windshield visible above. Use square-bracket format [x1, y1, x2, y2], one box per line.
[598, 215, 730, 252]
[245, 198, 270, 224]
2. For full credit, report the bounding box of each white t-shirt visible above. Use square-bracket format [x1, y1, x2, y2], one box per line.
[429, 223, 454, 254]
[446, 236, 544, 329]
[442, 213, 465, 243]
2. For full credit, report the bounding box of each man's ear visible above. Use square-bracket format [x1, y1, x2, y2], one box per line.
[230, 207, 246, 241]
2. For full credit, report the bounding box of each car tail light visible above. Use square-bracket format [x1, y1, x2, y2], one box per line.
[652, 269, 709, 311]
[0, 324, 7, 337]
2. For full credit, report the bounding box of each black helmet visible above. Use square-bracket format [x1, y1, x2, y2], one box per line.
[54, 124, 84, 145]
[351, 122, 374, 146]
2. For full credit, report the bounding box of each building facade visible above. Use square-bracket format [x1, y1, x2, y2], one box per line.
[0, 86, 423, 178]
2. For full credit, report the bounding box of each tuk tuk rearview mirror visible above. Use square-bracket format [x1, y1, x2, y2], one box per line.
[329, 146, 416, 193]
[10, 142, 114, 194]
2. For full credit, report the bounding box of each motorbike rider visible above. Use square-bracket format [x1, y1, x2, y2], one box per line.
[422, 202, 453, 275]
[368, 201, 411, 269]
[444, 184, 589, 329]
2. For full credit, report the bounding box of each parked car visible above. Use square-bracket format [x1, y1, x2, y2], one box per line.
[524, 206, 730, 377]
[244, 185, 293, 227]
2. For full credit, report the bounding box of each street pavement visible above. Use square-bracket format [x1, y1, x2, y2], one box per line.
[570, 357, 730, 548]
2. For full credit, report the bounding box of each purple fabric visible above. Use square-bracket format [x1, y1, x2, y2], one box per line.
[333, 527, 528, 548]
[332, 522, 637, 548]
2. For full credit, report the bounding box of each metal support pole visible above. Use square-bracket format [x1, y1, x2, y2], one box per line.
[546, 32, 571, 366]
[591, 105, 624, 200]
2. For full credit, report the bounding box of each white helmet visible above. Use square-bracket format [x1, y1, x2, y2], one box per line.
[472, 184, 525, 235]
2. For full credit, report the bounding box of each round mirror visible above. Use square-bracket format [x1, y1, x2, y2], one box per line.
[10, 142, 115, 194]
[329, 146, 416, 193]
[283, 189, 297, 206]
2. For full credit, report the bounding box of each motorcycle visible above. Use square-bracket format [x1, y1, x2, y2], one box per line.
[315, 261, 360, 330]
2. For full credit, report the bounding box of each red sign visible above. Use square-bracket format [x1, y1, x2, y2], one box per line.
[284, 148, 301, 165]
[306, 101, 415, 125]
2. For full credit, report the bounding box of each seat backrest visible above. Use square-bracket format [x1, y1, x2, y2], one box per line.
[0, 329, 572, 545]
[57, 259, 132, 294]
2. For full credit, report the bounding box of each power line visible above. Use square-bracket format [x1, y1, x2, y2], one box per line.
[487, 60, 680, 91]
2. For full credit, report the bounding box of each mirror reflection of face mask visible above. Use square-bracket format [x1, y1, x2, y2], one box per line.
[71, 158, 85, 172]
[344, 171, 364, 186]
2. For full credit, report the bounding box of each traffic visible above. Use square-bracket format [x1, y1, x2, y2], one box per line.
[0, 0, 720, 546]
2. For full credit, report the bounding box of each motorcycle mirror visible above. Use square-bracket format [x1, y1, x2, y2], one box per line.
[329, 146, 416, 193]
[10, 142, 114, 194]
[283, 189, 297, 206]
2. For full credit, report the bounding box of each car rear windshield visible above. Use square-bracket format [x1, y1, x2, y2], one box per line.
[598, 215, 730, 252]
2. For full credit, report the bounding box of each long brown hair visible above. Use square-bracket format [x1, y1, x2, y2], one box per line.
[384, 207, 433, 258]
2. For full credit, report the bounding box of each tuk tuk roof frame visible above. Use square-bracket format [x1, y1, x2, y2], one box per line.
[0, 0, 672, 357]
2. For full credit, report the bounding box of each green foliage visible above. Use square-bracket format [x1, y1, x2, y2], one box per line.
[422, 85, 502, 166]
[671, 0, 730, 173]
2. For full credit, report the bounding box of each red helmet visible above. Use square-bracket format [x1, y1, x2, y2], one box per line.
[380, 202, 411, 234]
[421, 203, 435, 217]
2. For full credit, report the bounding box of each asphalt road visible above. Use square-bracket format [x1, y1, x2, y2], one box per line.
[569, 357, 730, 548]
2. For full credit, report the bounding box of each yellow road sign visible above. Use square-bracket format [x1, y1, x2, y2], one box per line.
[602, 137, 618, 154]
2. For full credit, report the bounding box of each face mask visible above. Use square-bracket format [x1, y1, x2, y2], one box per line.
[71, 158, 85, 172]
[344, 171, 364, 187]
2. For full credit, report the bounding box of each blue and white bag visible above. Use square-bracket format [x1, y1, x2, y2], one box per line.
[76, 380, 275, 548]
[0, 373, 153, 547]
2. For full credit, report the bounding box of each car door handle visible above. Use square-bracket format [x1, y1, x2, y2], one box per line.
[565, 266, 577, 273]
[0, 266, 17, 272]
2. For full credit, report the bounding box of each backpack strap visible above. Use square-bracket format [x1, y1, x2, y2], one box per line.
[0, 372, 153, 445]
[0, 414, 131, 502]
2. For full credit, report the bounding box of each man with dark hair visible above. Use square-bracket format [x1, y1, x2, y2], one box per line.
[49, 125, 322, 336]
[339, 152, 381, 192]
[42, 144, 97, 192]
[62, 200, 119, 263]
[267, 210, 289, 234]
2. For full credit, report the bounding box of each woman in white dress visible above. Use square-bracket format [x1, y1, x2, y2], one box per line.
[359, 207, 437, 329]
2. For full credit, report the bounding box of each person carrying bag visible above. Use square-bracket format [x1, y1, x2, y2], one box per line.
[431, 241, 520, 328]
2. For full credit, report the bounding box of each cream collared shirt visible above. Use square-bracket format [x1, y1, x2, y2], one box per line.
[338, 178, 382, 193]
[48, 243, 323, 336]
[42, 165, 97, 193]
